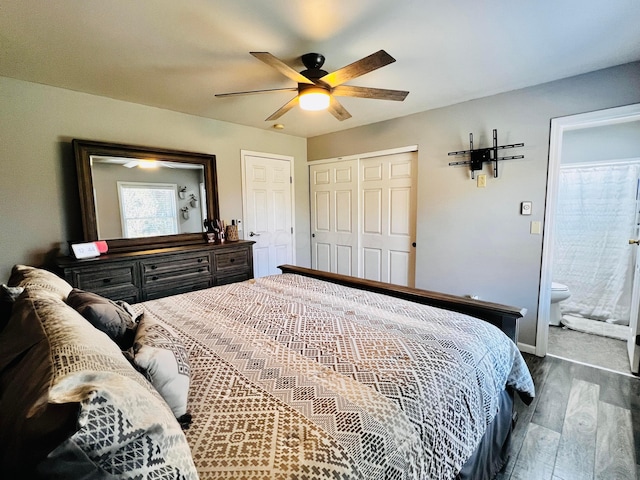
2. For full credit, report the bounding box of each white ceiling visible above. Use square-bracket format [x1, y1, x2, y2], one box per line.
[1, 0, 639, 138]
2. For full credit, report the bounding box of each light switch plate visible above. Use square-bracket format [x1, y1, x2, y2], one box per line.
[530, 221, 541, 235]
[521, 201, 532, 215]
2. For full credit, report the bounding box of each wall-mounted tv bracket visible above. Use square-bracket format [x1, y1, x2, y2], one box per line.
[448, 129, 524, 179]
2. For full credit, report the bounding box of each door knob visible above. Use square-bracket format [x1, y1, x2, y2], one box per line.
[249, 231, 260, 237]
[630, 239, 640, 245]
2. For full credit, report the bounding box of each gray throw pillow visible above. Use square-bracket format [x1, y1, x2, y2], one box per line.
[133, 314, 191, 424]
[66, 289, 139, 350]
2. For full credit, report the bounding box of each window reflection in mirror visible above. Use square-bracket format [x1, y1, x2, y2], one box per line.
[90, 157, 207, 240]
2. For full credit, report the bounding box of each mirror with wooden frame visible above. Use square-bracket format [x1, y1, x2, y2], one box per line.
[73, 139, 219, 253]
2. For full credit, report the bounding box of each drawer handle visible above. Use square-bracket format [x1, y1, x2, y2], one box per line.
[103, 278, 112, 284]
[198, 268, 204, 272]
[230, 258, 235, 263]
[150, 265, 157, 270]
[152, 276, 158, 281]
[197, 258, 203, 263]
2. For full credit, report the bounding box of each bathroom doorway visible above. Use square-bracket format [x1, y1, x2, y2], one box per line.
[537, 103, 640, 374]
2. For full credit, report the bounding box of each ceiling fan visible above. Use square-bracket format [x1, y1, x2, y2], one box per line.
[215, 50, 409, 121]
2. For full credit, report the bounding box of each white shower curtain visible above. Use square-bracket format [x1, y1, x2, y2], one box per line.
[554, 161, 640, 325]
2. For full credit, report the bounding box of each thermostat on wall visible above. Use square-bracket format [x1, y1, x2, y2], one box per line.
[521, 201, 532, 215]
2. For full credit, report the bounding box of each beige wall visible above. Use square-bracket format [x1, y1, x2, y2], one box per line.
[307, 62, 640, 347]
[0, 76, 309, 281]
[3, 62, 640, 349]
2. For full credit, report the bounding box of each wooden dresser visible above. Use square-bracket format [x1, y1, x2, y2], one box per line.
[56, 241, 254, 303]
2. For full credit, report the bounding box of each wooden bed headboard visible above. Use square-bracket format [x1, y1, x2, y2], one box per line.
[278, 265, 525, 344]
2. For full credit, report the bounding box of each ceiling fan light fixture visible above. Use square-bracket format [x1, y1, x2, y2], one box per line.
[137, 160, 159, 169]
[299, 87, 330, 111]
[220, 51, 407, 122]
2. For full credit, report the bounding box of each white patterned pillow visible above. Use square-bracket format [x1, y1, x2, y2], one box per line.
[47, 371, 197, 479]
[133, 313, 191, 422]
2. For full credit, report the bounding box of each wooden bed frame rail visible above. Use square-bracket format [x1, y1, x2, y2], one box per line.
[278, 265, 525, 343]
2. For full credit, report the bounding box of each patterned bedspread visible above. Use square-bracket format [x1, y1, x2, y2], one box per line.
[137, 274, 535, 480]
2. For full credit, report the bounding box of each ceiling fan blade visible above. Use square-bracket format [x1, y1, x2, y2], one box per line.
[251, 52, 315, 85]
[215, 87, 297, 98]
[332, 85, 409, 101]
[265, 96, 299, 121]
[327, 96, 352, 121]
[320, 50, 396, 88]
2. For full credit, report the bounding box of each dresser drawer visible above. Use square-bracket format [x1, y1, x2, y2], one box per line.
[143, 268, 210, 290]
[213, 248, 250, 272]
[141, 252, 210, 292]
[91, 286, 141, 304]
[141, 252, 210, 276]
[68, 264, 137, 291]
[145, 280, 211, 301]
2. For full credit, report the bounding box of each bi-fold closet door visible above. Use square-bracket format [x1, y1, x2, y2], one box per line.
[310, 151, 417, 287]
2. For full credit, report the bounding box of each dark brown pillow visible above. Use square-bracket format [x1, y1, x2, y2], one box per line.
[0, 290, 80, 476]
[66, 289, 138, 350]
[0, 284, 23, 333]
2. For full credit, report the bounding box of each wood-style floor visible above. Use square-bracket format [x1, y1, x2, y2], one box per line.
[496, 353, 639, 480]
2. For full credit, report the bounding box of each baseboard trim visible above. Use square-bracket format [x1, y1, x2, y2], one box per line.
[517, 342, 536, 355]
[547, 353, 636, 378]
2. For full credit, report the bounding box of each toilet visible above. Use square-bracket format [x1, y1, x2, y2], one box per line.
[549, 282, 571, 326]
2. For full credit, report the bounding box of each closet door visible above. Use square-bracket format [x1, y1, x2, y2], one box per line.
[360, 152, 417, 287]
[310, 160, 358, 276]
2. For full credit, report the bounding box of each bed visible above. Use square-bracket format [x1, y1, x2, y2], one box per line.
[0, 264, 534, 479]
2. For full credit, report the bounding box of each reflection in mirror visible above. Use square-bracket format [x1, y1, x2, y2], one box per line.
[73, 139, 219, 253]
[90, 157, 207, 239]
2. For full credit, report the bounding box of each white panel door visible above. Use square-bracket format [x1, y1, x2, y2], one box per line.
[242, 153, 293, 278]
[360, 152, 417, 287]
[310, 160, 358, 275]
